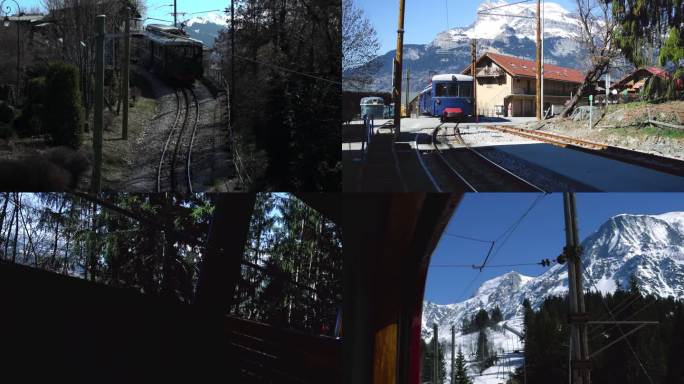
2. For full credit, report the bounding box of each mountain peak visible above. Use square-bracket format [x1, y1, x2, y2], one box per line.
[185, 12, 228, 27]
[423, 211, 684, 339]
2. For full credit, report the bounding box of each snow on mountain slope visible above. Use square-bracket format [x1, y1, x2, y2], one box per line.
[431, 0, 580, 49]
[425, 211, 684, 383]
[183, 12, 228, 47]
[424, 212, 684, 341]
[439, 321, 524, 384]
[184, 12, 228, 27]
[349, 0, 590, 92]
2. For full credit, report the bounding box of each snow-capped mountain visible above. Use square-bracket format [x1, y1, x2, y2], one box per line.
[347, 0, 588, 92]
[183, 12, 228, 47]
[423, 211, 684, 341]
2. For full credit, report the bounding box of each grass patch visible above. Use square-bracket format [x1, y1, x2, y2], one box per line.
[605, 100, 650, 115]
[82, 96, 157, 189]
[610, 124, 684, 140]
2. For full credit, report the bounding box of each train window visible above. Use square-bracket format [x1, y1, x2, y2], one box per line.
[436, 83, 459, 97]
[459, 82, 473, 97]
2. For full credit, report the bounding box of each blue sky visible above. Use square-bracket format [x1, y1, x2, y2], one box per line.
[17, 0, 228, 24]
[354, 0, 578, 55]
[425, 193, 684, 305]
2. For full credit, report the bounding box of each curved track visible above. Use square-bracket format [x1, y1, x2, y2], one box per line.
[157, 87, 200, 193]
[416, 123, 546, 192]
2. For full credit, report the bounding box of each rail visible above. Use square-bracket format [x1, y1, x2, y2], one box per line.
[451, 125, 546, 192]
[485, 125, 684, 177]
[157, 89, 184, 192]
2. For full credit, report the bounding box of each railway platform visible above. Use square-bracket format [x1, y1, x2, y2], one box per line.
[343, 121, 403, 192]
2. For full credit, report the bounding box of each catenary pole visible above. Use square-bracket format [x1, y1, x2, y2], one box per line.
[92, 15, 105, 194]
[433, 323, 439, 384]
[535, 0, 541, 120]
[122, 6, 130, 140]
[451, 325, 455, 384]
[563, 192, 591, 384]
[393, 0, 406, 136]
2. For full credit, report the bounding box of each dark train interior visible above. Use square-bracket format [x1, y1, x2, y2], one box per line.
[1, 193, 341, 383]
[343, 193, 463, 384]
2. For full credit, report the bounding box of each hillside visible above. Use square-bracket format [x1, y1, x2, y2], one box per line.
[347, 0, 589, 92]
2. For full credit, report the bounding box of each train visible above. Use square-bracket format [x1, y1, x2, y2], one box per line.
[418, 74, 474, 122]
[359, 96, 385, 120]
[138, 24, 204, 83]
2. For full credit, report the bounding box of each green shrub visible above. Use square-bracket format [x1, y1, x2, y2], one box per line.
[13, 107, 43, 137]
[26, 77, 47, 105]
[0, 101, 15, 123]
[0, 124, 14, 139]
[43, 63, 84, 149]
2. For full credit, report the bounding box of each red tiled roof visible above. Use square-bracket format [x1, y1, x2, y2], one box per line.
[644, 67, 670, 79]
[611, 67, 670, 89]
[463, 52, 585, 84]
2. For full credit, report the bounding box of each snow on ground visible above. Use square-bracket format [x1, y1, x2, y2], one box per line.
[438, 318, 524, 384]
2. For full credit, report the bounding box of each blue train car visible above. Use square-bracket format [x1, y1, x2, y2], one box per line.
[418, 74, 474, 122]
[360, 97, 385, 120]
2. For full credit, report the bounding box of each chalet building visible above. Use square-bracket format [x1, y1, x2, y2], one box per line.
[462, 52, 585, 117]
[610, 67, 669, 95]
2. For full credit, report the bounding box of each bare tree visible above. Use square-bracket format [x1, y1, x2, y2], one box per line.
[39, 0, 145, 120]
[342, 0, 380, 90]
[561, 0, 621, 117]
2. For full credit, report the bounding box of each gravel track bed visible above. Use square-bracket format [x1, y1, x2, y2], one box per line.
[124, 68, 235, 192]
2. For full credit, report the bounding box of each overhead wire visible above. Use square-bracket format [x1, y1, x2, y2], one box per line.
[233, 54, 341, 85]
[447, 194, 547, 302]
[479, 0, 533, 12]
[430, 261, 552, 268]
[479, 194, 547, 270]
[443, 233, 493, 244]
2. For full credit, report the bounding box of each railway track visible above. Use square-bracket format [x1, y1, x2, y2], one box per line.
[415, 123, 546, 192]
[157, 87, 200, 193]
[485, 125, 684, 177]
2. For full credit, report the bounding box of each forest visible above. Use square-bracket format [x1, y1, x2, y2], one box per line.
[215, 0, 341, 191]
[510, 279, 684, 384]
[0, 192, 342, 336]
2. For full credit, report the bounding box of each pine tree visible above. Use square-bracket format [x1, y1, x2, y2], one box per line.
[474, 309, 489, 331]
[453, 347, 472, 384]
[490, 306, 503, 325]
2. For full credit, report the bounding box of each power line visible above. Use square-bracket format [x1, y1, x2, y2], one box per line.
[580, 261, 656, 384]
[480, 194, 546, 269]
[480, 0, 533, 12]
[430, 261, 553, 268]
[233, 54, 341, 85]
[443, 233, 493, 244]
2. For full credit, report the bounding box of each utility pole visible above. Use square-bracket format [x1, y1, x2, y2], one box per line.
[392, 0, 406, 137]
[433, 323, 439, 384]
[562, 192, 591, 384]
[471, 39, 478, 122]
[173, 0, 177, 27]
[451, 325, 455, 384]
[92, 15, 105, 194]
[535, 0, 541, 120]
[405, 66, 410, 118]
[540, 0, 545, 118]
[122, 6, 130, 140]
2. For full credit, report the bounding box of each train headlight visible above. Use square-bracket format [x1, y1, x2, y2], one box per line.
[436, 99, 441, 105]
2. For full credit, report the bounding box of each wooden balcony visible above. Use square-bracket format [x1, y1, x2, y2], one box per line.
[476, 66, 505, 78]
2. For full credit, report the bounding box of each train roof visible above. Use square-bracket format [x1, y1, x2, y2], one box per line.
[360, 97, 384, 104]
[144, 30, 204, 47]
[146, 24, 184, 35]
[432, 74, 473, 82]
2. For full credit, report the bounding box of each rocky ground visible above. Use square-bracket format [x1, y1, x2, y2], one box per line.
[530, 100, 684, 160]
